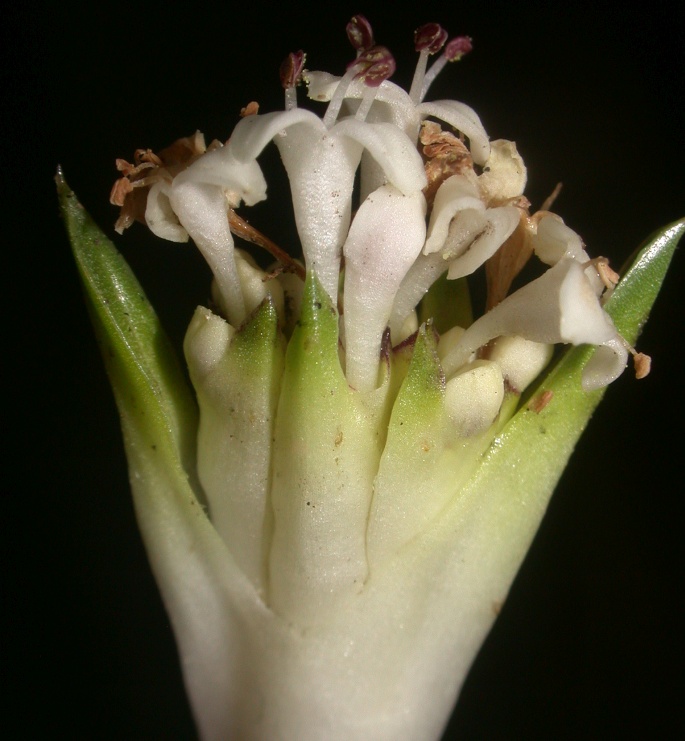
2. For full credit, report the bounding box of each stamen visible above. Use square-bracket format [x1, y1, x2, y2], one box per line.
[576, 255, 617, 302]
[616, 335, 652, 379]
[280, 51, 306, 111]
[445, 36, 473, 60]
[415, 22, 449, 54]
[354, 46, 396, 121]
[409, 23, 447, 104]
[633, 352, 651, 379]
[351, 45, 396, 87]
[528, 390, 554, 413]
[239, 102, 259, 118]
[355, 85, 378, 121]
[420, 35, 473, 101]
[584, 256, 620, 295]
[323, 45, 396, 127]
[322, 66, 359, 128]
[540, 181, 563, 212]
[346, 14, 374, 54]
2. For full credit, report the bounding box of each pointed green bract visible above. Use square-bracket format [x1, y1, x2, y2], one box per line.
[185, 300, 285, 593]
[57, 170, 199, 480]
[268, 274, 386, 624]
[391, 324, 444, 404]
[367, 327, 451, 566]
[604, 220, 683, 343]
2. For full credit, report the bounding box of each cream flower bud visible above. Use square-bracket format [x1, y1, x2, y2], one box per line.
[488, 336, 554, 393]
[445, 360, 505, 436]
[478, 139, 527, 204]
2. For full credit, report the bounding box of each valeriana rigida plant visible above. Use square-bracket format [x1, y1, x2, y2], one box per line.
[60, 15, 681, 741]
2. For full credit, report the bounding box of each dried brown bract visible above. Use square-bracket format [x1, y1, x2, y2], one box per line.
[485, 201, 534, 310]
[420, 121, 474, 208]
[110, 131, 209, 234]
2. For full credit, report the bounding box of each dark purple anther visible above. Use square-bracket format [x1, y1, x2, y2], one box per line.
[347, 45, 396, 87]
[414, 23, 448, 54]
[444, 36, 473, 61]
[279, 50, 306, 89]
[346, 14, 374, 51]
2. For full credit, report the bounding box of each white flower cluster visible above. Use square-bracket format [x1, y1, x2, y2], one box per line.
[114, 17, 631, 411]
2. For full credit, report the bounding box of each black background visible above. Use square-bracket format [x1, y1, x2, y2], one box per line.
[8, 1, 684, 738]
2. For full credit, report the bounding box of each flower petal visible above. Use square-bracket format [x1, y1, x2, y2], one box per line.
[441, 258, 617, 378]
[228, 109, 326, 161]
[343, 185, 427, 391]
[388, 251, 447, 341]
[303, 70, 341, 101]
[581, 336, 629, 391]
[488, 335, 554, 393]
[174, 143, 268, 207]
[445, 205, 520, 280]
[531, 214, 603, 294]
[423, 175, 484, 255]
[444, 360, 504, 437]
[230, 110, 362, 302]
[333, 119, 428, 196]
[170, 181, 246, 325]
[533, 213, 586, 266]
[145, 180, 189, 243]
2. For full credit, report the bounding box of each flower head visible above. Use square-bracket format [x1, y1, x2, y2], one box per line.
[113, 15, 640, 397]
[62, 14, 681, 741]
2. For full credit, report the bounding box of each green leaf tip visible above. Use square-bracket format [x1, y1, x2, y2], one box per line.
[282, 270, 343, 388]
[298, 270, 338, 333]
[604, 218, 683, 345]
[57, 172, 198, 480]
[395, 324, 444, 405]
[231, 296, 283, 365]
[381, 327, 444, 457]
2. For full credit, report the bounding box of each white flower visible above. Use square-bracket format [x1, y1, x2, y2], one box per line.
[90, 15, 666, 741]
